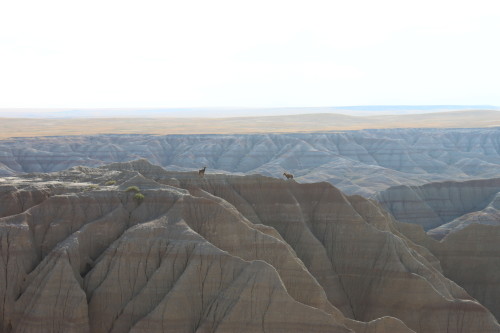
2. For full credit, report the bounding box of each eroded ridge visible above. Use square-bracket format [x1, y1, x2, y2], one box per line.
[0, 159, 498, 332]
[3, 128, 500, 196]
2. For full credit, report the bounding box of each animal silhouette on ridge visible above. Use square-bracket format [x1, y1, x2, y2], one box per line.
[283, 172, 294, 180]
[199, 166, 207, 177]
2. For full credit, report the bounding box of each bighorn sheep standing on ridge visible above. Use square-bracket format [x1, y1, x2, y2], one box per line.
[283, 172, 294, 180]
[199, 166, 207, 177]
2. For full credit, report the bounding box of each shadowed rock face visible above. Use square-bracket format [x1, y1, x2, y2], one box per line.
[3, 128, 500, 196]
[1, 159, 497, 333]
[426, 192, 500, 239]
[374, 177, 500, 323]
[396, 221, 500, 325]
[376, 178, 500, 231]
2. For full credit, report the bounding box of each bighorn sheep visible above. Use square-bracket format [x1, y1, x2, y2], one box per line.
[199, 166, 207, 177]
[283, 172, 294, 180]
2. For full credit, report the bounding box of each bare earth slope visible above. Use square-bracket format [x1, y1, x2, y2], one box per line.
[378, 177, 500, 322]
[396, 221, 500, 324]
[376, 178, 500, 232]
[1, 159, 499, 332]
[426, 192, 500, 239]
[3, 128, 500, 196]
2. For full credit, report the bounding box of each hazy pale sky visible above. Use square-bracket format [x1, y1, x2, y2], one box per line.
[0, 0, 499, 108]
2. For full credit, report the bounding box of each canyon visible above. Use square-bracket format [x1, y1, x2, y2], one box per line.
[377, 177, 500, 322]
[2, 126, 500, 332]
[1, 159, 499, 332]
[2, 128, 500, 197]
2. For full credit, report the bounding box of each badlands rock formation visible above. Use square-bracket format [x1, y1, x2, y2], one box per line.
[396, 221, 500, 323]
[3, 128, 500, 196]
[377, 178, 500, 232]
[377, 177, 500, 322]
[1, 159, 499, 332]
[427, 192, 500, 239]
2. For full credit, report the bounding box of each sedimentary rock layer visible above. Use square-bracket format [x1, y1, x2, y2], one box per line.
[1, 160, 495, 332]
[373, 174, 500, 324]
[377, 178, 500, 231]
[3, 128, 500, 196]
[426, 192, 500, 239]
[396, 220, 500, 324]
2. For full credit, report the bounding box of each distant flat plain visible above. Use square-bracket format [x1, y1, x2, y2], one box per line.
[1, 110, 500, 139]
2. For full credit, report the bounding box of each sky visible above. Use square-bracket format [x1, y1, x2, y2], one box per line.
[0, 0, 499, 109]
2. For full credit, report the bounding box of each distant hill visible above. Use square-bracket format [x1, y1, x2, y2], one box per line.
[0, 105, 499, 118]
[1, 110, 500, 139]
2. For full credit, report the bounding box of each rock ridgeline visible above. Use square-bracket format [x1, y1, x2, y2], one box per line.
[376, 177, 500, 322]
[1, 159, 499, 332]
[396, 220, 500, 324]
[3, 128, 500, 196]
[376, 178, 500, 232]
[427, 192, 500, 239]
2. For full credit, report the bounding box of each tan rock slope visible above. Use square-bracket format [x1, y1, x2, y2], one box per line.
[1, 159, 498, 332]
[427, 192, 500, 239]
[375, 176, 500, 323]
[396, 214, 500, 324]
[376, 178, 500, 231]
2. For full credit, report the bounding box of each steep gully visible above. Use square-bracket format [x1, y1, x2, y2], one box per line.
[1, 159, 498, 332]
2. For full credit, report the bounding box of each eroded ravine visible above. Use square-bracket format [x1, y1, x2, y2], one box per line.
[0, 159, 498, 332]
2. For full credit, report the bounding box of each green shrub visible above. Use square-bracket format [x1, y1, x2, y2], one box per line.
[105, 180, 116, 186]
[85, 184, 99, 191]
[125, 186, 140, 193]
[133, 192, 145, 204]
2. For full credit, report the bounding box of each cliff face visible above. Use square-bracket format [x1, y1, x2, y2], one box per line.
[426, 192, 500, 239]
[397, 221, 500, 325]
[3, 128, 500, 196]
[376, 178, 500, 231]
[1, 159, 497, 333]
[376, 176, 500, 323]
